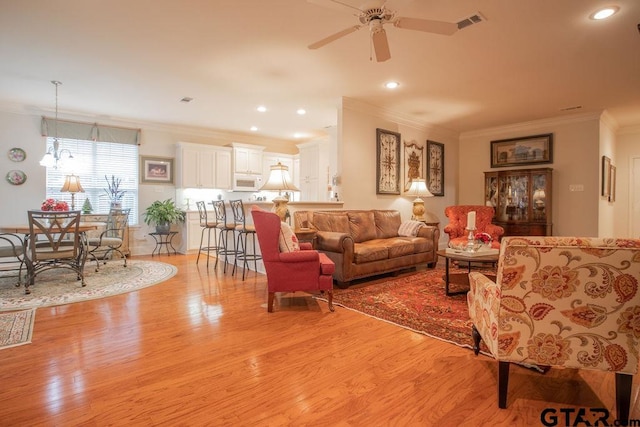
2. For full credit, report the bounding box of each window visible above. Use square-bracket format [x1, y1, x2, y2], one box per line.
[45, 138, 139, 224]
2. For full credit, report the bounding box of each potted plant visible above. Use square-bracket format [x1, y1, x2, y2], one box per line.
[105, 175, 126, 208]
[143, 198, 186, 233]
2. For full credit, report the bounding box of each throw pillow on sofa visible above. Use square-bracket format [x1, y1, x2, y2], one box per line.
[398, 220, 424, 237]
[279, 222, 300, 252]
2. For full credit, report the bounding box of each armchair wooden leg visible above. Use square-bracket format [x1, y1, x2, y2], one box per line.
[472, 324, 481, 355]
[616, 372, 632, 426]
[327, 290, 334, 312]
[498, 361, 510, 409]
[267, 292, 275, 313]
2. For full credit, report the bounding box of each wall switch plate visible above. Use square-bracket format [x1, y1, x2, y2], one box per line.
[569, 184, 584, 192]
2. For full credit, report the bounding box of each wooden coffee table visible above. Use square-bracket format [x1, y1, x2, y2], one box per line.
[437, 249, 499, 296]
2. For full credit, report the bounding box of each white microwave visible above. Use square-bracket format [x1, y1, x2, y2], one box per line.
[233, 174, 262, 192]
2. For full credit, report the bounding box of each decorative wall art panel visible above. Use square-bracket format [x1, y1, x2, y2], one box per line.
[376, 128, 401, 195]
[427, 140, 444, 196]
[403, 140, 425, 193]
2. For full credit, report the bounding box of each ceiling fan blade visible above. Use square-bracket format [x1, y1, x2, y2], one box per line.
[308, 25, 362, 49]
[394, 17, 458, 35]
[307, 0, 362, 13]
[372, 28, 391, 62]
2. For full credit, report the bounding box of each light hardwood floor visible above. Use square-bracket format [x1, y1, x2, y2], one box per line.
[0, 254, 636, 426]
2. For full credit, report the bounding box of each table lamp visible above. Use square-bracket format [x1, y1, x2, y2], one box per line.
[406, 178, 433, 221]
[259, 162, 299, 221]
[60, 174, 85, 210]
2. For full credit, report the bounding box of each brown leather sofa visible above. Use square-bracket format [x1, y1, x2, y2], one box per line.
[296, 210, 439, 288]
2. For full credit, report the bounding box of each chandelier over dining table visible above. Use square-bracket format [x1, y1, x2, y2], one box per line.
[40, 80, 74, 169]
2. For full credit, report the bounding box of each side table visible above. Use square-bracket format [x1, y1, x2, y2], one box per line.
[294, 228, 317, 248]
[149, 231, 178, 256]
[436, 249, 498, 296]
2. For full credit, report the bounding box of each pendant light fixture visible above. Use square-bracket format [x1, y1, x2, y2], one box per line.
[40, 80, 74, 169]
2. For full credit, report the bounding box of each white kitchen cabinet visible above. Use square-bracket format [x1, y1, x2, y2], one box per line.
[232, 143, 264, 174]
[177, 142, 232, 189]
[297, 140, 329, 201]
[262, 153, 294, 183]
[185, 211, 203, 251]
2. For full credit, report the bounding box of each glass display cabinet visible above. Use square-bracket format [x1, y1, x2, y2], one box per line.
[484, 168, 552, 236]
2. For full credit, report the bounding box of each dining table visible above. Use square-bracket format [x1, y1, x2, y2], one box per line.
[0, 222, 102, 291]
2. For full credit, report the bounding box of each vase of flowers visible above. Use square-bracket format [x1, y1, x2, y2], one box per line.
[105, 175, 125, 208]
[474, 232, 493, 251]
[41, 198, 70, 212]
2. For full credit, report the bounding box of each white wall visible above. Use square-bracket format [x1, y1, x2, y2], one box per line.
[616, 125, 640, 237]
[459, 112, 601, 237]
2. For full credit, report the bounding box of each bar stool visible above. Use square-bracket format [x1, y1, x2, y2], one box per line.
[229, 199, 262, 280]
[196, 201, 218, 266]
[212, 200, 238, 273]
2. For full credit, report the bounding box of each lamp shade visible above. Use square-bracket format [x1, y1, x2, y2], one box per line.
[260, 162, 299, 192]
[60, 174, 85, 193]
[406, 179, 433, 198]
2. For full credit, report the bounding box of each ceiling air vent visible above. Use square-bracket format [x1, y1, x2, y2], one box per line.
[457, 12, 486, 30]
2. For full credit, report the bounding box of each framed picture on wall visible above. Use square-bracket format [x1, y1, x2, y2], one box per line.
[376, 128, 401, 195]
[403, 140, 425, 192]
[140, 156, 174, 184]
[427, 140, 444, 196]
[609, 164, 616, 202]
[490, 133, 553, 168]
[602, 155, 611, 197]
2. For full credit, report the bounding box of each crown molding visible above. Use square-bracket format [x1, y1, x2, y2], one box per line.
[617, 124, 640, 135]
[459, 111, 604, 140]
[341, 97, 459, 141]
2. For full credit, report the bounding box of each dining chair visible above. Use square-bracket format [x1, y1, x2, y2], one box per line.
[24, 210, 86, 294]
[86, 208, 130, 271]
[0, 232, 25, 287]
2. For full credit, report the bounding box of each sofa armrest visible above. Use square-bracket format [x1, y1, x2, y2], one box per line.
[315, 231, 353, 253]
[417, 225, 439, 242]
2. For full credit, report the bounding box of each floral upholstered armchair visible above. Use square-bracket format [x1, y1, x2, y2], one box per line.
[444, 205, 504, 249]
[467, 236, 640, 424]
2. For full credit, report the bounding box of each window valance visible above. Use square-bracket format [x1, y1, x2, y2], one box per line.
[41, 117, 141, 145]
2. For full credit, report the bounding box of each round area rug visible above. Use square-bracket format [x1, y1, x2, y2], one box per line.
[0, 260, 177, 311]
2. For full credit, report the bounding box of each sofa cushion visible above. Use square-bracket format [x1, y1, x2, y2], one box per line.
[278, 222, 300, 252]
[374, 210, 402, 239]
[348, 211, 377, 243]
[385, 238, 416, 258]
[311, 212, 350, 233]
[398, 236, 432, 253]
[353, 242, 388, 263]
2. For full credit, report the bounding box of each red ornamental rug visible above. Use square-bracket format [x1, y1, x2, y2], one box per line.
[319, 267, 494, 355]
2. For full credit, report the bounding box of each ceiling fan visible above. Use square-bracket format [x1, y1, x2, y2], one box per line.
[307, 0, 484, 62]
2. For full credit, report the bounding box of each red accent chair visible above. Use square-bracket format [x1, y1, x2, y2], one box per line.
[251, 206, 335, 313]
[444, 205, 504, 249]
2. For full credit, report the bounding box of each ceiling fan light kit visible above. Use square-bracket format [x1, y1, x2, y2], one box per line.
[308, 0, 485, 62]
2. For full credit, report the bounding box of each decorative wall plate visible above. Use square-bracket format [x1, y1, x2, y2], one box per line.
[6, 170, 27, 185]
[7, 148, 26, 162]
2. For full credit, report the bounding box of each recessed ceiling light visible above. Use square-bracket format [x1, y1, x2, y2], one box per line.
[180, 97, 193, 103]
[250, 126, 258, 132]
[296, 108, 306, 115]
[385, 81, 400, 89]
[256, 105, 267, 112]
[590, 6, 619, 20]
[293, 133, 305, 138]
